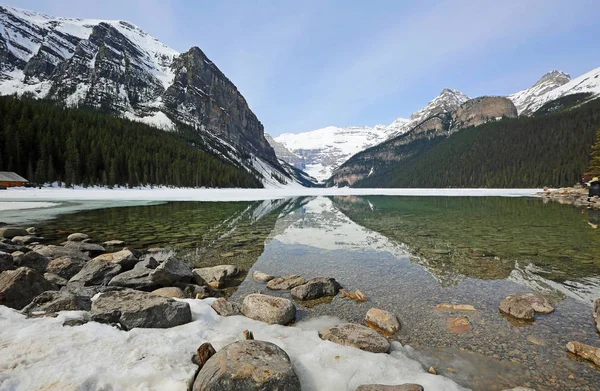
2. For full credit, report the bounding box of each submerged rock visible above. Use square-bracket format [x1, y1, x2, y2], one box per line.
[211, 298, 241, 316]
[242, 293, 296, 325]
[266, 274, 306, 290]
[318, 323, 390, 353]
[0, 267, 55, 309]
[193, 265, 238, 288]
[193, 340, 301, 391]
[291, 277, 340, 301]
[365, 308, 401, 334]
[252, 270, 274, 282]
[499, 292, 554, 321]
[90, 289, 191, 329]
[356, 385, 424, 391]
[566, 341, 600, 367]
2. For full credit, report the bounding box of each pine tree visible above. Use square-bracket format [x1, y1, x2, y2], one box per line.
[587, 127, 600, 178]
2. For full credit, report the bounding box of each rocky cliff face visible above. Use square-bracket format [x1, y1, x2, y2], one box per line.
[508, 71, 571, 115]
[452, 96, 517, 129]
[0, 5, 290, 184]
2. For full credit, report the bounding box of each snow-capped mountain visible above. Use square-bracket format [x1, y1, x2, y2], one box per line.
[272, 120, 407, 182]
[0, 5, 304, 187]
[508, 71, 571, 115]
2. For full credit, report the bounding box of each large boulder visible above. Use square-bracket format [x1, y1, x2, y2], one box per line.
[499, 292, 554, 321]
[318, 323, 390, 353]
[69, 258, 123, 286]
[64, 241, 106, 257]
[241, 293, 296, 325]
[365, 308, 401, 334]
[290, 277, 340, 301]
[108, 258, 160, 290]
[0, 267, 55, 309]
[0, 251, 15, 272]
[67, 233, 89, 242]
[17, 251, 49, 273]
[211, 297, 241, 316]
[149, 257, 193, 286]
[356, 385, 424, 391]
[35, 245, 90, 262]
[46, 256, 87, 280]
[90, 289, 191, 330]
[193, 340, 301, 391]
[21, 290, 86, 315]
[266, 275, 306, 290]
[594, 299, 600, 333]
[92, 249, 138, 269]
[193, 265, 238, 288]
[0, 227, 28, 239]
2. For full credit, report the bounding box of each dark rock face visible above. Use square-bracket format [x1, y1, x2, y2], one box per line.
[193, 340, 301, 391]
[17, 251, 49, 273]
[453, 96, 518, 129]
[0, 251, 15, 272]
[0, 267, 55, 309]
[90, 289, 192, 329]
[149, 256, 193, 286]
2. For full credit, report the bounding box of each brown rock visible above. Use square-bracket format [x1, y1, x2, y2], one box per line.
[446, 317, 473, 333]
[453, 96, 517, 129]
[566, 341, 600, 367]
[365, 308, 401, 334]
[0, 267, 55, 309]
[499, 292, 554, 321]
[151, 287, 186, 299]
[318, 323, 390, 353]
[266, 274, 306, 290]
[211, 297, 241, 316]
[241, 293, 296, 325]
[194, 342, 216, 368]
[252, 270, 274, 282]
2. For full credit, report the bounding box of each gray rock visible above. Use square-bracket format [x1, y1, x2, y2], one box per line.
[241, 293, 296, 325]
[0, 242, 29, 253]
[108, 258, 159, 290]
[318, 323, 390, 353]
[193, 340, 301, 391]
[69, 258, 123, 286]
[17, 251, 49, 273]
[211, 297, 241, 316]
[11, 235, 43, 245]
[0, 267, 55, 309]
[92, 249, 138, 269]
[365, 308, 401, 334]
[291, 277, 340, 301]
[193, 265, 238, 288]
[63, 283, 123, 311]
[151, 287, 186, 298]
[103, 240, 126, 247]
[594, 299, 600, 333]
[356, 385, 424, 391]
[0, 227, 28, 239]
[499, 292, 554, 321]
[21, 290, 86, 315]
[0, 251, 15, 272]
[267, 275, 306, 290]
[64, 241, 106, 256]
[35, 245, 90, 262]
[90, 289, 192, 330]
[150, 256, 193, 286]
[44, 272, 68, 286]
[252, 270, 274, 282]
[67, 233, 89, 242]
[46, 256, 87, 280]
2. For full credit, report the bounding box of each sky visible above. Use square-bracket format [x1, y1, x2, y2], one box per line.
[12, 0, 600, 136]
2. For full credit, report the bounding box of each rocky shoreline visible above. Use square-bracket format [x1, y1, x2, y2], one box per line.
[1, 224, 600, 390]
[539, 187, 600, 210]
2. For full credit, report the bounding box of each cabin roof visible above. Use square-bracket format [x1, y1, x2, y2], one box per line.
[0, 171, 28, 182]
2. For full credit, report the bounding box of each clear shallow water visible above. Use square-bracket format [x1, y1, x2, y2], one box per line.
[33, 195, 600, 391]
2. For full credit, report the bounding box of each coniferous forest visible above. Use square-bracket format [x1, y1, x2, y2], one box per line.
[0, 96, 262, 188]
[353, 97, 600, 188]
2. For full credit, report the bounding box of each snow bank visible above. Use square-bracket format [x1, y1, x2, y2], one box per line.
[0, 186, 540, 202]
[0, 299, 466, 391]
[0, 201, 58, 211]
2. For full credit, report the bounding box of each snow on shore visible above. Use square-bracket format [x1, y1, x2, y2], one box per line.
[0, 299, 466, 391]
[0, 186, 540, 202]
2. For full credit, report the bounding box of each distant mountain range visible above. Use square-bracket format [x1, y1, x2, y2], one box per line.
[270, 67, 600, 183]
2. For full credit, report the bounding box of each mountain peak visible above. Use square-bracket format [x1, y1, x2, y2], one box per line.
[533, 70, 571, 87]
[508, 70, 573, 115]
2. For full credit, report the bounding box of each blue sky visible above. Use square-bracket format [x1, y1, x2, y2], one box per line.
[14, 0, 600, 136]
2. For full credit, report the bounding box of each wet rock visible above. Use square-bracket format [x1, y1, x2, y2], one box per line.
[151, 287, 186, 298]
[566, 341, 600, 367]
[436, 304, 476, 312]
[318, 323, 390, 353]
[0, 267, 55, 309]
[67, 233, 89, 242]
[21, 290, 85, 315]
[46, 256, 86, 280]
[0, 251, 15, 271]
[149, 256, 193, 286]
[102, 240, 125, 247]
[90, 289, 191, 330]
[211, 297, 241, 316]
[594, 299, 600, 333]
[44, 272, 68, 286]
[252, 270, 274, 282]
[356, 385, 424, 391]
[17, 251, 49, 273]
[266, 274, 306, 290]
[108, 258, 159, 290]
[193, 340, 301, 391]
[193, 265, 238, 288]
[92, 249, 138, 269]
[365, 308, 401, 334]
[291, 277, 340, 301]
[241, 293, 296, 325]
[35, 245, 90, 262]
[499, 293, 554, 321]
[69, 258, 123, 286]
[0, 227, 28, 239]
[446, 317, 473, 333]
[11, 235, 43, 245]
[64, 241, 106, 257]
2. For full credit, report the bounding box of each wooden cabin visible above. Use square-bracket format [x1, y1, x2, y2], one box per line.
[0, 171, 28, 187]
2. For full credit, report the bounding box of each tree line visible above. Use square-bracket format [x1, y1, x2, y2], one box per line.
[0, 96, 261, 188]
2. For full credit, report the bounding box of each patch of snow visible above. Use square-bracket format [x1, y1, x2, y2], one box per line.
[0, 201, 58, 211]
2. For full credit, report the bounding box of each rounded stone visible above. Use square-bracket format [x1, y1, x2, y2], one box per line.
[318, 323, 390, 353]
[241, 293, 296, 325]
[365, 308, 401, 334]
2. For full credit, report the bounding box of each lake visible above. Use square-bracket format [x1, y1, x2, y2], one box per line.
[13, 195, 600, 390]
